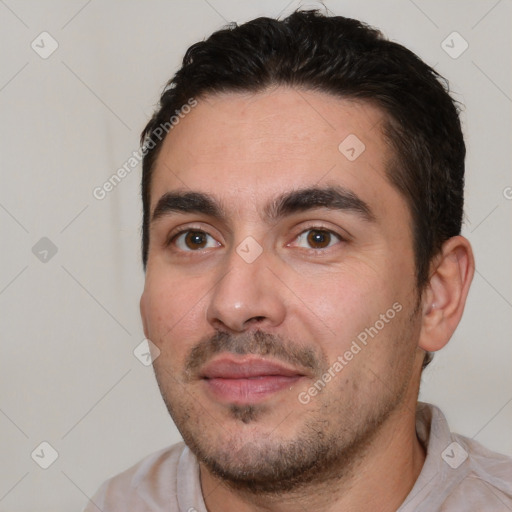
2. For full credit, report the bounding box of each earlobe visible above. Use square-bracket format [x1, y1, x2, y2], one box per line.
[418, 236, 475, 353]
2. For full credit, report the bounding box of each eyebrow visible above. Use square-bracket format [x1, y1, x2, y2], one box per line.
[151, 185, 375, 225]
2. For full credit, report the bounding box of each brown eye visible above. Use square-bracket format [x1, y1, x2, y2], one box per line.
[294, 228, 341, 250]
[307, 230, 332, 248]
[174, 230, 219, 251]
[185, 231, 207, 249]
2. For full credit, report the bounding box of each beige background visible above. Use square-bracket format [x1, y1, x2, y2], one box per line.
[0, 1, 511, 510]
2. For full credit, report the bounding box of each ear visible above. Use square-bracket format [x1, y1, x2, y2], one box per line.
[418, 235, 475, 352]
[140, 293, 149, 340]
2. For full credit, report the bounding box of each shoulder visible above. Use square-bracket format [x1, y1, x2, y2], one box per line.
[441, 432, 512, 510]
[82, 442, 190, 512]
[403, 403, 512, 511]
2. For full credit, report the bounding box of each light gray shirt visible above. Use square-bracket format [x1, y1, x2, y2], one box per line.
[83, 402, 512, 511]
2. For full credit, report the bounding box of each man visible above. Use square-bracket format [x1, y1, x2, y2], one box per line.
[84, 9, 512, 512]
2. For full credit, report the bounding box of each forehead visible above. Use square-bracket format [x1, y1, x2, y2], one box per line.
[150, 87, 403, 221]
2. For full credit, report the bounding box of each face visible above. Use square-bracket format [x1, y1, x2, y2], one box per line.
[140, 87, 424, 492]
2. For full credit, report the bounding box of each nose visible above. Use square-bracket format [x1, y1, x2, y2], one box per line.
[206, 244, 286, 333]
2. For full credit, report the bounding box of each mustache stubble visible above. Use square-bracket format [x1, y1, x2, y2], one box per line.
[183, 330, 328, 381]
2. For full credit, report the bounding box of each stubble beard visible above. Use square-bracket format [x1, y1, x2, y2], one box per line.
[155, 360, 414, 495]
[153, 310, 420, 496]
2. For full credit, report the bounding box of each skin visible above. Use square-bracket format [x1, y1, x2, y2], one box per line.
[140, 87, 474, 511]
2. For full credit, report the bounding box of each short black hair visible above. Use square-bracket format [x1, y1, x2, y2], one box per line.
[140, 10, 466, 368]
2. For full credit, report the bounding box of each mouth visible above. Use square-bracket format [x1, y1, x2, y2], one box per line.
[199, 356, 306, 405]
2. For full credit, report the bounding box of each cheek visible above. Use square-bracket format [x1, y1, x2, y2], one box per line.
[289, 266, 385, 328]
[284, 261, 410, 362]
[142, 271, 207, 354]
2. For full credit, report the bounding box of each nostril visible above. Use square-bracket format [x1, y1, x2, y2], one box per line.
[249, 316, 266, 323]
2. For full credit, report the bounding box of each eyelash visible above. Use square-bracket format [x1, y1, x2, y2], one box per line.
[166, 225, 345, 253]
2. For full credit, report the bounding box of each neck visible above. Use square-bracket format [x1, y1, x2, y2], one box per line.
[200, 397, 426, 512]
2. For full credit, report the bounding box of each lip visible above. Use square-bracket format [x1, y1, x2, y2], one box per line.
[200, 356, 306, 405]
